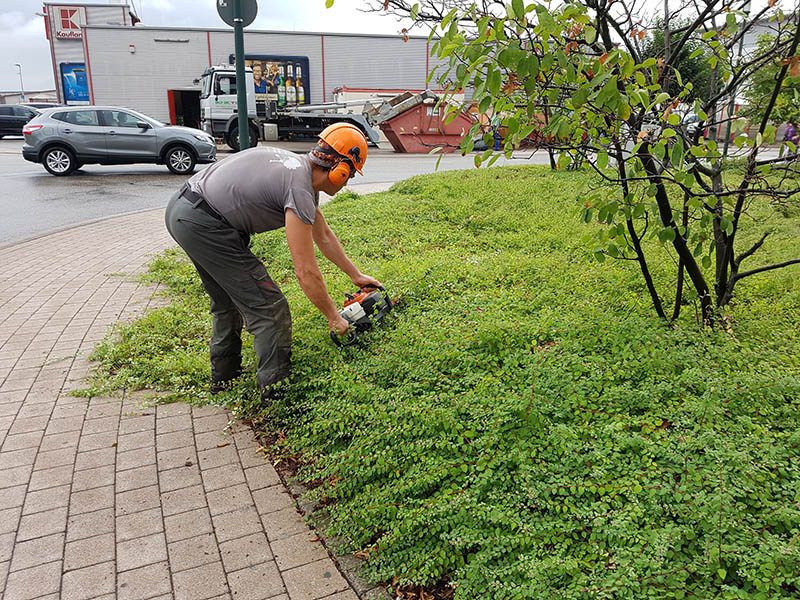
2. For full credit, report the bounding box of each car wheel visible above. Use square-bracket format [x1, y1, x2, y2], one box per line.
[165, 145, 196, 175]
[42, 146, 76, 176]
[227, 125, 258, 152]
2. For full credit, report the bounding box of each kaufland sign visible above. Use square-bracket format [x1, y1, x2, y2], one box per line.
[54, 6, 87, 39]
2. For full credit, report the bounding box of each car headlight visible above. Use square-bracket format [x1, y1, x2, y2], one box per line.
[193, 134, 214, 144]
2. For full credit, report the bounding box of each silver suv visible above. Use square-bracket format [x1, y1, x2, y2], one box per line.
[22, 106, 216, 176]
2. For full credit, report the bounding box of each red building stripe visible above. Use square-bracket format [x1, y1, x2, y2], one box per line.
[167, 90, 177, 125]
[207, 31, 212, 66]
[46, 7, 61, 103]
[82, 27, 95, 104]
[333, 86, 456, 94]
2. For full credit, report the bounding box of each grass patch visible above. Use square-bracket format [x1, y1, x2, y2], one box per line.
[84, 165, 800, 598]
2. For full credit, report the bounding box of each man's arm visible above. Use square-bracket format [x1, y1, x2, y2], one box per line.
[311, 208, 381, 288]
[285, 209, 348, 333]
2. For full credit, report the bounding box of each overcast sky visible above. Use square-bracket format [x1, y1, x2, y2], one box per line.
[0, 0, 413, 92]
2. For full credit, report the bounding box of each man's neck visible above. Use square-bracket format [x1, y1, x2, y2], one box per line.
[308, 155, 325, 194]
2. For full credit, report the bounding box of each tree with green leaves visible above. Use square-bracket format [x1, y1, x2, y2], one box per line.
[349, 0, 800, 326]
[642, 19, 713, 103]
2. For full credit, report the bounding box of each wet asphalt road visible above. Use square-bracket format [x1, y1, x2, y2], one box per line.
[1, 135, 786, 248]
[0, 137, 550, 247]
[1, 139, 194, 247]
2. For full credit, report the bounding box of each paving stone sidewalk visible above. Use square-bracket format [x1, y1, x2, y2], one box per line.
[0, 208, 361, 600]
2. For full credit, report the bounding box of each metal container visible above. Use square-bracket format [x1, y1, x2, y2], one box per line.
[377, 93, 475, 153]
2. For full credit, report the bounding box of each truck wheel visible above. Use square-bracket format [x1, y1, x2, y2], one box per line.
[165, 145, 196, 175]
[227, 125, 259, 152]
[42, 146, 76, 176]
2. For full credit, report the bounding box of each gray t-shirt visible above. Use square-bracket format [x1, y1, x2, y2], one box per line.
[187, 147, 318, 234]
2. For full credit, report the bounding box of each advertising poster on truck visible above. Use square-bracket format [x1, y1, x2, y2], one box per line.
[232, 55, 310, 108]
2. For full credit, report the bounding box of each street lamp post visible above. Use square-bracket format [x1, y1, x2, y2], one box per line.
[233, 0, 249, 151]
[14, 63, 25, 102]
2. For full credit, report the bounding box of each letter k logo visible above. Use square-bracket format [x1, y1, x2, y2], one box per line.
[60, 8, 79, 30]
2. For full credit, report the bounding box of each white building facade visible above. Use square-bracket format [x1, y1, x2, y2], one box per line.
[42, 1, 448, 126]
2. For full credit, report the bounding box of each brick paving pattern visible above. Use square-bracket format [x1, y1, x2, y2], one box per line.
[0, 209, 359, 600]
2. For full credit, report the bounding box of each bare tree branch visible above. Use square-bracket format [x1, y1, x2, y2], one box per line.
[735, 232, 770, 268]
[732, 259, 800, 282]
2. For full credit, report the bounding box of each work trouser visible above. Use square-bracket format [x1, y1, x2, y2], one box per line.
[164, 189, 292, 390]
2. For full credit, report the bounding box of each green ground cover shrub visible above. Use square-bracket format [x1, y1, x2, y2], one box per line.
[85, 166, 800, 599]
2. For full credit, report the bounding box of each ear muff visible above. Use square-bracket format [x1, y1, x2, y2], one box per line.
[328, 160, 352, 185]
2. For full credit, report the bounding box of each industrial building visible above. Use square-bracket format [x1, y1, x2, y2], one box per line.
[41, 1, 449, 128]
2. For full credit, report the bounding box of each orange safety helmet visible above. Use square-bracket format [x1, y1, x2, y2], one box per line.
[318, 122, 368, 185]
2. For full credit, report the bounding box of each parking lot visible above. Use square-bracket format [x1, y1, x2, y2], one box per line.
[0, 137, 550, 248]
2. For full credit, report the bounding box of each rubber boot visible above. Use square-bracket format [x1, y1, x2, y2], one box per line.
[210, 368, 243, 396]
[259, 383, 285, 409]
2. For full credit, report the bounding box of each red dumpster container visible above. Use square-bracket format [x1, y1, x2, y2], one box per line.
[379, 100, 475, 153]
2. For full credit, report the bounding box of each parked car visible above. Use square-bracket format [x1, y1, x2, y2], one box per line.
[21, 105, 216, 176]
[0, 104, 39, 138]
[681, 113, 702, 137]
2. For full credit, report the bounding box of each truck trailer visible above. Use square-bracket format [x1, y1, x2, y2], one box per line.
[198, 65, 380, 151]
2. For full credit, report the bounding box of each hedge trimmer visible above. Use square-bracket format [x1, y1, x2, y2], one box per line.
[330, 285, 394, 346]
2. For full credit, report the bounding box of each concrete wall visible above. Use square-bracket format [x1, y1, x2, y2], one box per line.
[322, 36, 429, 101]
[86, 27, 210, 118]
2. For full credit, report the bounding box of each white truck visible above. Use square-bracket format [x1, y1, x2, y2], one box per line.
[198, 65, 380, 151]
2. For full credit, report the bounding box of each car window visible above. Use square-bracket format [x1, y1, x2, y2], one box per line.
[216, 75, 237, 96]
[101, 110, 142, 128]
[125, 110, 163, 129]
[60, 110, 100, 126]
[12, 106, 37, 117]
[0, 106, 12, 116]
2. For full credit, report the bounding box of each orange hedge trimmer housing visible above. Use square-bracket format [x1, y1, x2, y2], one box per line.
[330, 285, 393, 346]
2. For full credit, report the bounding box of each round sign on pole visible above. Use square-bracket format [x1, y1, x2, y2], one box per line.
[217, 0, 258, 28]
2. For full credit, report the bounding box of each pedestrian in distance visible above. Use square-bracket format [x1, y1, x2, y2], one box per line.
[783, 121, 798, 145]
[164, 123, 380, 406]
